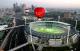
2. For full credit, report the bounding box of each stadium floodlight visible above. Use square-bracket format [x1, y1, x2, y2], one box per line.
[58, 16, 60, 21]
[75, 20, 77, 31]
[67, 26, 70, 44]
[23, 16, 27, 25]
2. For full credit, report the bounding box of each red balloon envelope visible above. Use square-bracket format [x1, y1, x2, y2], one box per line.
[34, 7, 45, 19]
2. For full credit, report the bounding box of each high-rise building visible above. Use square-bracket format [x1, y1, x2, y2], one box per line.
[32, 5, 35, 10]
[22, 4, 30, 15]
[13, 3, 24, 19]
[63, 12, 72, 18]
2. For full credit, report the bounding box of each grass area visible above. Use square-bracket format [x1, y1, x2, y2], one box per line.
[34, 26, 65, 35]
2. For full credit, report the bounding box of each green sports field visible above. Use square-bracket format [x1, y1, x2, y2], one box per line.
[34, 26, 65, 35]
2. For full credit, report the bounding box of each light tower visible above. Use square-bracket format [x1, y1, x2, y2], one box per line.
[58, 16, 60, 21]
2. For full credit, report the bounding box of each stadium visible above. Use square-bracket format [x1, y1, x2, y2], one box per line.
[28, 21, 79, 48]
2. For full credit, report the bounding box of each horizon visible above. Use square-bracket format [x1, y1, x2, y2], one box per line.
[0, 0, 80, 9]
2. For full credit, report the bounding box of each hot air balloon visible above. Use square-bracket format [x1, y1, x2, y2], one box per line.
[34, 7, 45, 20]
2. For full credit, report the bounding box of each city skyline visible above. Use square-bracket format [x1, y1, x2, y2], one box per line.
[0, 0, 80, 8]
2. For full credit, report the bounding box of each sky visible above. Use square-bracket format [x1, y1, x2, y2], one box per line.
[0, 0, 80, 8]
